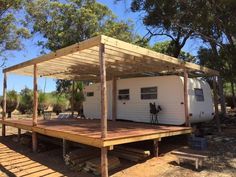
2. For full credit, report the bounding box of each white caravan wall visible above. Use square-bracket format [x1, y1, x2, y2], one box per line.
[83, 76, 214, 125]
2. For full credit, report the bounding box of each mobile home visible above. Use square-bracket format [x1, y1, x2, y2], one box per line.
[83, 75, 214, 125]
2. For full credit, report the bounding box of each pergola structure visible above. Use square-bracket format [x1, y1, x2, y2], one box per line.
[1, 35, 220, 177]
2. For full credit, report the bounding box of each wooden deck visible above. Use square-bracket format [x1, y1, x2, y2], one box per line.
[0, 118, 192, 148]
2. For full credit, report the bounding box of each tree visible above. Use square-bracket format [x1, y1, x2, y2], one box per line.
[38, 92, 50, 115]
[1, 90, 18, 118]
[198, 44, 236, 108]
[152, 41, 196, 63]
[18, 87, 33, 114]
[25, 0, 136, 51]
[26, 0, 137, 111]
[129, 0, 200, 58]
[52, 94, 68, 115]
[0, 0, 30, 66]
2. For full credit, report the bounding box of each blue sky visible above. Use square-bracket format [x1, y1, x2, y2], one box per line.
[0, 0, 205, 94]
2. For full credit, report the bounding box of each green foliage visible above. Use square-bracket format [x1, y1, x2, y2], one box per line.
[129, 0, 197, 57]
[52, 94, 68, 115]
[38, 92, 50, 115]
[0, 0, 30, 66]
[18, 87, 33, 114]
[73, 91, 85, 114]
[25, 0, 136, 51]
[152, 41, 196, 62]
[1, 90, 18, 118]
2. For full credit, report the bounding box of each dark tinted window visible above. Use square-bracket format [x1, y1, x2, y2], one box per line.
[118, 89, 129, 100]
[141, 87, 157, 100]
[87, 92, 94, 97]
[194, 88, 204, 101]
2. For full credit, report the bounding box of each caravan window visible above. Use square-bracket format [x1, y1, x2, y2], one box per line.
[86, 92, 94, 97]
[118, 89, 130, 100]
[194, 88, 204, 101]
[141, 87, 157, 100]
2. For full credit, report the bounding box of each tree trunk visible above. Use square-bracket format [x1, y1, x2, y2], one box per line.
[218, 77, 226, 115]
[230, 81, 236, 108]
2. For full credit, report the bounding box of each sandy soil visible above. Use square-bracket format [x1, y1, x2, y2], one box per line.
[0, 120, 236, 177]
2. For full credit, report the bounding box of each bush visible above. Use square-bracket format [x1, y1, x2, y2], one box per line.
[38, 92, 50, 115]
[225, 95, 236, 108]
[18, 87, 33, 114]
[73, 91, 85, 114]
[52, 94, 68, 115]
[1, 90, 18, 118]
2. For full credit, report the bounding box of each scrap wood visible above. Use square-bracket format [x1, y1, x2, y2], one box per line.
[116, 146, 150, 156]
[111, 146, 150, 162]
[64, 148, 100, 171]
[84, 156, 120, 175]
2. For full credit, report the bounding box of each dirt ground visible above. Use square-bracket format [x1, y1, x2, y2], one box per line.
[0, 117, 236, 177]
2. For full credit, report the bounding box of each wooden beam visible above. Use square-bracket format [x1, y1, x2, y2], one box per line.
[17, 128, 21, 142]
[62, 139, 67, 158]
[99, 43, 108, 177]
[153, 139, 160, 157]
[100, 43, 107, 138]
[101, 35, 219, 76]
[112, 77, 117, 122]
[3, 35, 102, 73]
[213, 76, 221, 132]
[32, 132, 37, 152]
[32, 64, 38, 152]
[101, 147, 108, 177]
[2, 73, 7, 136]
[184, 69, 190, 127]
[103, 128, 192, 147]
[71, 81, 75, 116]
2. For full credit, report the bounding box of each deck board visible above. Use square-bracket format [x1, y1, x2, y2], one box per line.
[0, 118, 191, 147]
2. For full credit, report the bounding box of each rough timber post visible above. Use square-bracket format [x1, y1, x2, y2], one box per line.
[2, 73, 7, 136]
[32, 64, 38, 152]
[112, 76, 117, 122]
[153, 139, 160, 157]
[184, 69, 190, 127]
[99, 43, 108, 177]
[71, 80, 75, 117]
[213, 76, 221, 132]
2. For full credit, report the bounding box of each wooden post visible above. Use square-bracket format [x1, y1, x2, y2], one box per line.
[112, 76, 117, 122]
[2, 73, 7, 136]
[32, 64, 38, 152]
[213, 76, 221, 132]
[218, 77, 226, 116]
[62, 139, 67, 158]
[99, 43, 108, 177]
[184, 69, 190, 127]
[71, 81, 75, 117]
[153, 139, 159, 157]
[17, 128, 21, 142]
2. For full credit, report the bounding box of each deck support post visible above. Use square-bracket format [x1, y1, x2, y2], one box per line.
[2, 73, 7, 137]
[184, 69, 190, 127]
[32, 64, 38, 152]
[213, 76, 221, 132]
[153, 139, 160, 157]
[112, 76, 117, 122]
[71, 80, 75, 117]
[17, 128, 21, 142]
[62, 139, 67, 158]
[99, 43, 108, 177]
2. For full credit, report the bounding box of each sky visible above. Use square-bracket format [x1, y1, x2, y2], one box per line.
[0, 0, 205, 94]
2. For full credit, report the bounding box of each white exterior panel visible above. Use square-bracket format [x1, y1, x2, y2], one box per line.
[83, 75, 214, 125]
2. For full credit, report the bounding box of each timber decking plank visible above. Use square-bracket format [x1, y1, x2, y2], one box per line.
[0, 118, 191, 147]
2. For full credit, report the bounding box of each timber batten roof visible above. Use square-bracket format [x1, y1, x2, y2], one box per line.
[3, 35, 219, 80]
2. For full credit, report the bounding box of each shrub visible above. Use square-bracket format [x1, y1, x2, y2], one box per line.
[52, 95, 68, 115]
[18, 87, 33, 114]
[1, 90, 18, 118]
